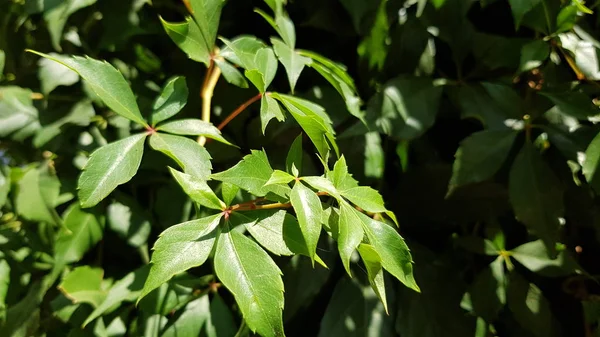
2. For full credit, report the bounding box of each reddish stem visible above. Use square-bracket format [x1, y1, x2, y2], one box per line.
[217, 93, 263, 131]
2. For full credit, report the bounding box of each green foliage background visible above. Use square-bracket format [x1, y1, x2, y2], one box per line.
[2, 0, 600, 336]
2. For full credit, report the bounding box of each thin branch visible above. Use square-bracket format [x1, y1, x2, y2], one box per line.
[217, 92, 262, 131]
[228, 192, 329, 212]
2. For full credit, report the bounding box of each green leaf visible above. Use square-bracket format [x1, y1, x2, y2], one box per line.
[272, 93, 338, 158]
[220, 36, 266, 69]
[78, 133, 147, 208]
[151, 76, 188, 125]
[245, 47, 278, 93]
[299, 50, 364, 123]
[214, 58, 249, 88]
[511, 240, 580, 277]
[519, 40, 550, 73]
[455, 236, 501, 256]
[255, 9, 296, 48]
[161, 296, 212, 337]
[357, 211, 419, 291]
[55, 203, 104, 264]
[27, 51, 147, 126]
[149, 133, 212, 180]
[366, 76, 442, 140]
[271, 38, 309, 92]
[508, 272, 558, 337]
[328, 156, 359, 191]
[0, 86, 39, 138]
[157, 119, 232, 145]
[364, 132, 384, 179]
[341, 186, 386, 213]
[107, 195, 151, 248]
[211, 149, 291, 199]
[33, 99, 95, 148]
[509, 142, 563, 251]
[37, 52, 79, 94]
[159, 16, 211, 65]
[335, 202, 364, 276]
[0, 50, 4, 77]
[15, 167, 59, 225]
[465, 256, 506, 322]
[207, 294, 237, 337]
[43, 0, 96, 51]
[286, 134, 303, 174]
[539, 91, 600, 120]
[260, 94, 285, 134]
[139, 214, 222, 301]
[58, 266, 105, 307]
[187, 0, 226, 55]
[214, 224, 285, 337]
[301, 176, 340, 199]
[584, 131, 600, 193]
[290, 180, 324, 262]
[265, 170, 295, 186]
[221, 182, 239, 206]
[318, 278, 366, 337]
[0, 259, 9, 316]
[83, 265, 150, 327]
[169, 167, 225, 210]
[0, 168, 10, 208]
[448, 130, 518, 195]
[508, 0, 542, 29]
[357, 244, 388, 314]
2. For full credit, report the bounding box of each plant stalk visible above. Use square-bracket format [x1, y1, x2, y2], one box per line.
[198, 59, 222, 145]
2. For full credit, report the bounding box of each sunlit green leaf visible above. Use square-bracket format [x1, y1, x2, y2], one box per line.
[78, 133, 147, 208]
[211, 149, 290, 199]
[28, 51, 147, 126]
[286, 134, 303, 174]
[0, 86, 39, 138]
[511, 240, 580, 277]
[139, 214, 222, 301]
[357, 243, 388, 314]
[290, 180, 323, 262]
[169, 167, 225, 210]
[260, 94, 285, 134]
[58, 266, 105, 307]
[214, 58, 249, 88]
[271, 38, 309, 92]
[157, 119, 232, 145]
[149, 133, 212, 180]
[151, 76, 188, 125]
[214, 224, 285, 337]
[37, 52, 79, 94]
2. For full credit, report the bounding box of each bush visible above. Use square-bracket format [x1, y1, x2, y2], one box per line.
[1, 0, 600, 336]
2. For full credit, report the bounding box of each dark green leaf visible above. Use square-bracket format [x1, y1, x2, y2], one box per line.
[448, 130, 517, 195]
[139, 214, 222, 301]
[584, 131, 600, 193]
[149, 133, 212, 180]
[286, 133, 303, 175]
[83, 265, 150, 327]
[28, 51, 147, 126]
[508, 272, 559, 337]
[511, 240, 581, 277]
[366, 77, 442, 140]
[161, 296, 212, 337]
[214, 224, 285, 337]
[508, 0, 542, 29]
[78, 133, 147, 208]
[55, 203, 104, 264]
[519, 40, 550, 73]
[539, 91, 600, 120]
[151, 76, 188, 125]
[465, 256, 506, 322]
[318, 278, 366, 337]
[43, 0, 96, 51]
[509, 142, 563, 251]
[107, 195, 151, 248]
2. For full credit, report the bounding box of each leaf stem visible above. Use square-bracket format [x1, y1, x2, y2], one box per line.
[198, 57, 222, 145]
[217, 92, 263, 131]
[228, 192, 329, 212]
